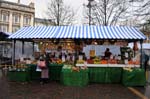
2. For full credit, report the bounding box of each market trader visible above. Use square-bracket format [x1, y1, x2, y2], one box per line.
[104, 48, 112, 59]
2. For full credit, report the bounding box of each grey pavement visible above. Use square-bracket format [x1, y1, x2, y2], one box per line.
[0, 69, 150, 99]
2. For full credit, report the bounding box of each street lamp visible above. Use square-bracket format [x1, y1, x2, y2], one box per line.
[87, 0, 94, 25]
[56, 0, 60, 26]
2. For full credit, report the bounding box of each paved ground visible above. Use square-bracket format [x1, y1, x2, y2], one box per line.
[0, 69, 149, 99]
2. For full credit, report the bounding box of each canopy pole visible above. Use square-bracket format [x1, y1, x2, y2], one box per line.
[12, 40, 16, 66]
[74, 39, 79, 66]
[22, 41, 24, 55]
[32, 42, 34, 56]
[140, 40, 143, 68]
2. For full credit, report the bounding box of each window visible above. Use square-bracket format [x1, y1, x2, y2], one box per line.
[23, 15, 31, 25]
[0, 25, 8, 32]
[12, 26, 20, 33]
[1, 11, 9, 22]
[13, 13, 20, 24]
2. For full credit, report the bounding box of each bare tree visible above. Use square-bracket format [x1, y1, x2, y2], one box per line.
[83, 0, 150, 26]
[46, 0, 75, 26]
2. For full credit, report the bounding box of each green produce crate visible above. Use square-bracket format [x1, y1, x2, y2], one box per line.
[106, 67, 122, 83]
[89, 67, 122, 83]
[49, 63, 63, 81]
[89, 67, 106, 83]
[122, 68, 146, 86]
[27, 64, 41, 80]
[7, 71, 31, 82]
[61, 69, 89, 87]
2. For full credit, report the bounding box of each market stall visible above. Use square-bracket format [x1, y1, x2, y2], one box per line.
[8, 25, 146, 86]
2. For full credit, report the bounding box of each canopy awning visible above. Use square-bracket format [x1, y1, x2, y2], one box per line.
[8, 25, 146, 41]
[0, 31, 11, 40]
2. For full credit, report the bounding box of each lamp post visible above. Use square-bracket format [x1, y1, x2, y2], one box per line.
[87, 0, 94, 25]
[104, 0, 107, 26]
[56, 0, 60, 26]
[57, 0, 60, 26]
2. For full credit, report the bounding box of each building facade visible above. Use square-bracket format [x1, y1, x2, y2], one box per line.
[34, 18, 55, 26]
[0, 0, 35, 33]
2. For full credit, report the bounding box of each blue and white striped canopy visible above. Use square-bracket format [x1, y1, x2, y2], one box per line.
[9, 25, 146, 40]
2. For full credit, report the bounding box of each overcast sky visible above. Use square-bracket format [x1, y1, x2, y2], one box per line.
[4, 0, 88, 24]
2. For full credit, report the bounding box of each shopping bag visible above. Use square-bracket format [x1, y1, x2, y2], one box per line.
[38, 60, 46, 69]
[36, 65, 41, 72]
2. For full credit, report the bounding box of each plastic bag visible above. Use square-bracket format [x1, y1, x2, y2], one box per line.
[36, 65, 41, 71]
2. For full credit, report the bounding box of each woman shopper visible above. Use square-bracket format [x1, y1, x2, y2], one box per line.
[39, 53, 50, 84]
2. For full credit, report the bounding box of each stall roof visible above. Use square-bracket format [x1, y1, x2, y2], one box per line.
[0, 31, 11, 36]
[0, 31, 11, 40]
[8, 25, 146, 40]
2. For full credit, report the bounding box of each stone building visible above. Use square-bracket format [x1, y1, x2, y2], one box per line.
[0, 0, 35, 33]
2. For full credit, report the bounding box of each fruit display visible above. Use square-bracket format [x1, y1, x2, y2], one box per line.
[93, 57, 101, 64]
[128, 60, 134, 64]
[87, 59, 94, 64]
[56, 59, 63, 64]
[76, 56, 139, 65]
[134, 60, 140, 65]
[8, 64, 28, 71]
[109, 59, 117, 64]
[77, 60, 84, 64]
[80, 66, 88, 70]
[51, 58, 63, 64]
[127, 59, 140, 65]
[123, 67, 133, 72]
[63, 64, 72, 69]
[72, 66, 80, 72]
[101, 60, 108, 64]
[117, 60, 124, 64]
[71, 66, 88, 72]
